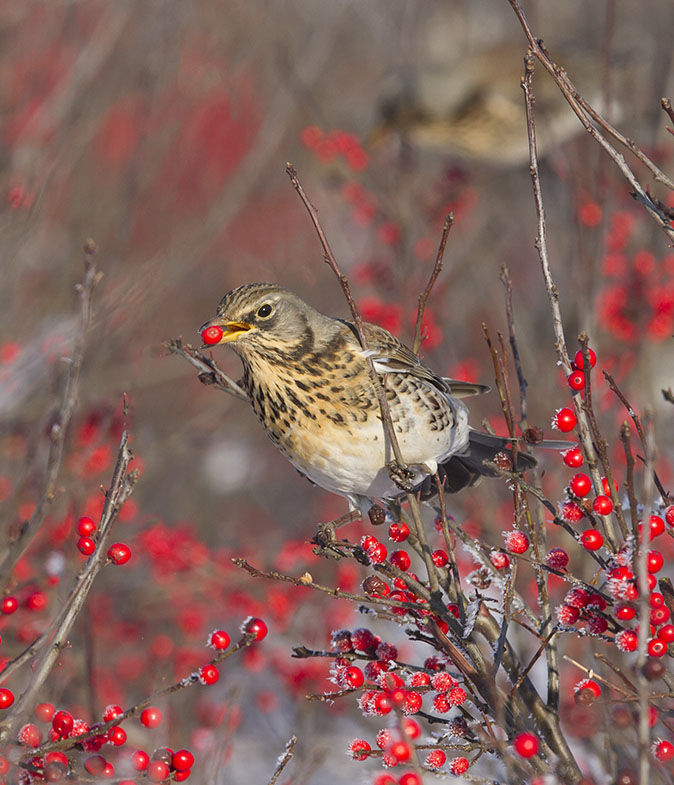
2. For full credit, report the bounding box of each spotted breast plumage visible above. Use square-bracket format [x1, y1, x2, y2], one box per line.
[199, 283, 535, 513]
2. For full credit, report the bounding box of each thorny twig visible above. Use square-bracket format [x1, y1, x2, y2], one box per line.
[166, 338, 248, 401]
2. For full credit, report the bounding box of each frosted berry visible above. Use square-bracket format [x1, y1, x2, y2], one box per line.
[616, 630, 638, 652]
[490, 550, 510, 569]
[242, 617, 268, 640]
[513, 732, 539, 758]
[208, 630, 230, 650]
[367, 541, 387, 564]
[574, 678, 601, 699]
[504, 530, 529, 554]
[557, 604, 580, 625]
[592, 495, 613, 515]
[545, 548, 569, 570]
[425, 749, 447, 768]
[563, 448, 584, 468]
[18, 723, 41, 746]
[449, 757, 469, 775]
[198, 664, 219, 685]
[388, 522, 409, 542]
[343, 666, 364, 688]
[431, 549, 448, 567]
[431, 672, 455, 692]
[390, 550, 411, 571]
[580, 529, 603, 550]
[573, 348, 596, 370]
[348, 739, 370, 760]
[569, 473, 591, 497]
[448, 686, 467, 706]
[653, 740, 674, 762]
[201, 325, 223, 345]
[559, 500, 584, 523]
[552, 407, 577, 432]
[404, 691, 422, 714]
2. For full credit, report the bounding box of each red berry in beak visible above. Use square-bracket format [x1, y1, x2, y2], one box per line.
[202, 325, 224, 345]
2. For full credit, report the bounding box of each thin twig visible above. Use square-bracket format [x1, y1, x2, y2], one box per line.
[412, 214, 454, 354]
[1, 430, 137, 744]
[268, 736, 297, 785]
[662, 97, 674, 127]
[166, 338, 248, 401]
[0, 242, 101, 588]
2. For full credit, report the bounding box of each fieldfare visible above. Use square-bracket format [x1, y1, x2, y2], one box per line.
[199, 283, 539, 514]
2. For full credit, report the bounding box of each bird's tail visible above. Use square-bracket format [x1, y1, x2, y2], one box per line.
[419, 431, 565, 497]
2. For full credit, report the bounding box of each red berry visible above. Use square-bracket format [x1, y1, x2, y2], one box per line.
[389, 740, 410, 762]
[513, 732, 539, 758]
[545, 548, 569, 570]
[573, 348, 597, 370]
[448, 686, 467, 706]
[647, 550, 664, 573]
[601, 476, 618, 495]
[559, 500, 584, 523]
[374, 692, 393, 714]
[103, 704, 123, 722]
[504, 530, 529, 554]
[615, 603, 636, 621]
[201, 325, 223, 345]
[77, 536, 96, 555]
[574, 678, 601, 699]
[84, 755, 106, 775]
[148, 761, 170, 782]
[367, 541, 387, 564]
[18, 723, 41, 746]
[449, 757, 469, 775]
[343, 666, 364, 688]
[658, 624, 674, 643]
[36, 702, 55, 722]
[569, 473, 591, 497]
[552, 407, 577, 432]
[172, 750, 195, 772]
[1, 596, 18, 614]
[592, 495, 613, 515]
[199, 664, 219, 685]
[51, 710, 73, 736]
[399, 774, 422, 785]
[653, 740, 674, 762]
[616, 630, 638, 652]
[431, 672, 455, 692]
[132, 750, 150, 771]
[651, 606, 670, 626]
[348, 739, 370, 761]
[425, 749, 447, 768]
[390, 550, 411, 571]
[108, 726, 127, 746]
[77, 516, 96, 536]
[568, 370, 585, 391]
[648, 515, 665, 538]
[665, 506, 674, 526]
[490, 550, 510, 569]
[242, 617, 268, 641]
[140, 707, 162, 728]
[403, 692, 422, 714]
[0, 687, 14, 709]
[562, 448, 584, 468]
[648, 638, 667, 658]
[388, 522, 409, 542]
[0, 756, 8, 775]
[587, 614, 609, 635]
[431, 549, 448, 567]
[107, 543, 131, 565]
[557, 604, 580, 625]
[208, 630, 230, 650]
[409, 672, 430, 688]
[580, 529, 604, 550]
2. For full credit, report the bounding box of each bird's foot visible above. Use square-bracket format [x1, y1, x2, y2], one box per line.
[312, 509, 361, 554]
[386, 461, 416, 493]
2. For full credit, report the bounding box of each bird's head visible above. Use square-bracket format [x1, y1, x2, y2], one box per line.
[199, 283, 329, 357]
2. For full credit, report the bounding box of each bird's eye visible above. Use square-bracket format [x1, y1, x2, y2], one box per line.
[257, 303, 273, 318]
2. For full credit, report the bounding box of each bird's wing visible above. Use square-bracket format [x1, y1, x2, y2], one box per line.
[442, 379, 490, 398]
[356, 322, 452, 394]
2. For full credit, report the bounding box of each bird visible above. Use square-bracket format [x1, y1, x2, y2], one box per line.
[199, 283, 540, 515]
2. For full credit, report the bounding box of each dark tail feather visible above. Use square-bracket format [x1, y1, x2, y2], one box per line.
[419, 432, 537, 499]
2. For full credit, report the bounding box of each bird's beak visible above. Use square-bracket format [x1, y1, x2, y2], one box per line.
[198, 318, 253, 347]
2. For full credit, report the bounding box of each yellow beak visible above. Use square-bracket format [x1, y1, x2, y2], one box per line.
[199, 318, 253, 346]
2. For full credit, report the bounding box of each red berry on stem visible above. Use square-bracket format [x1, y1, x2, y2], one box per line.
[573, 348, 597, 370]
[425, 749, 447, 768]
[172, 750, 195, 772]
[513, 732, 539, 758]
[449, 757, 469, 775]
[51, 710, 73, 737]
[348, 739, 370, 760]
[36, 702, 55, 722]
[658, 624, 674, 643]
[563, 448, 584, 468]
[77, 516, 96, 536]
[132, 750, 150, 770]
[1, 596, 18, 614]
[569, 473, 591, 497]
[343, 666, 364, 688]
[108, 726, 127, 746]
[199, 664, 219, 685]
[148, 761, 170, 782]
[653, 740, 674, 762]
[647, 551, 664, 573]
[103, 704, 123, 722]
[545, 548, 569, 570]
[665, 506, 674, 526]
[208, 630, 230, 650]
[580, 529, 604, 550]
[504, 530, 529, 554]
[108, 543, 131, 565]
[388, 522, 409, 542]
[574, 678, 601, 699]
[201, 325, 223, 345]
[490, 550, 510, 569]
[242, 617, 268, 641]
[552, 407, 577, 432]
[367, 541, 387, 563]
[648, 638, 667, 658]
[593, 495, 613, 515]
[77, 536, 96, 556]
[616, 630, 638, 652]
[390, 550, 411, 571]
[559, 501, 584, 523]
[568, 370, 585, 391]
[431, 549, 448, 567]
[0, 688, 14, 710]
